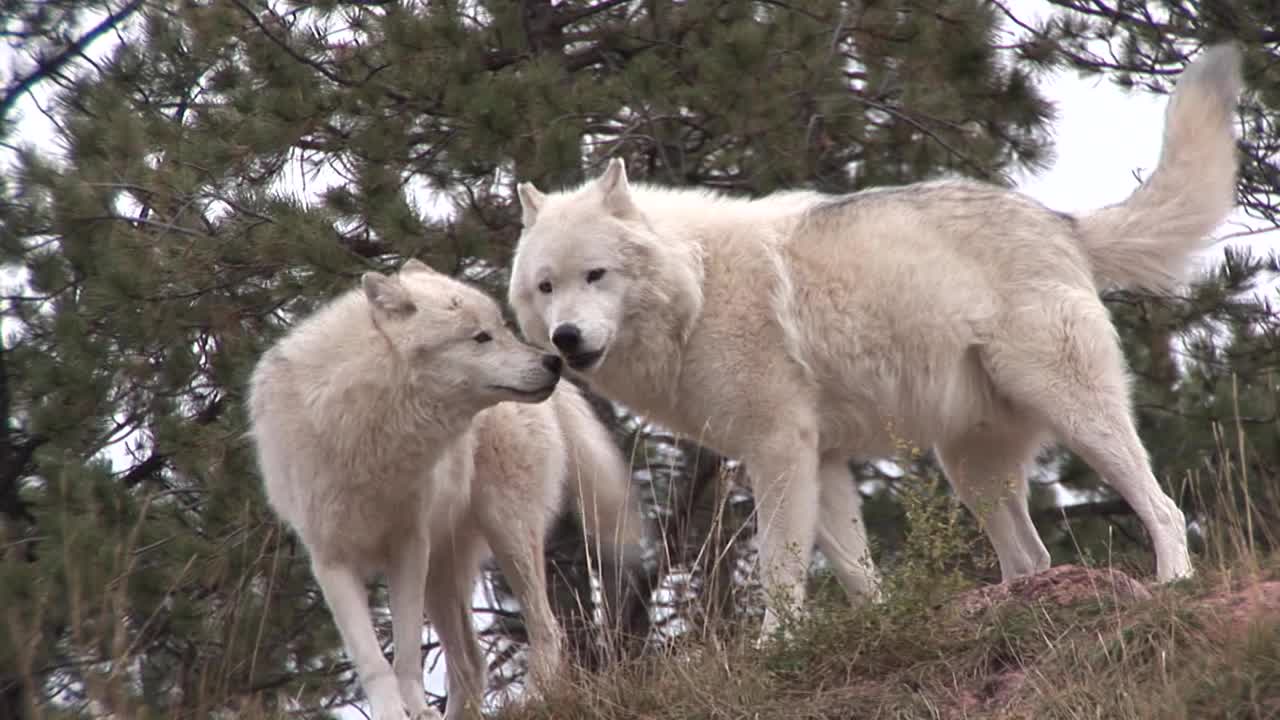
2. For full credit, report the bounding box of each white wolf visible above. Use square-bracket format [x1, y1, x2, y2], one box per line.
[508, 45, 1242, 636]
[247, 260, 643, 720]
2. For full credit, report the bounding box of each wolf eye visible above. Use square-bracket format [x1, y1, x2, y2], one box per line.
[586, 268, 606, 283]
[473, 331, 492, 344]
[537, 280, 552, 294]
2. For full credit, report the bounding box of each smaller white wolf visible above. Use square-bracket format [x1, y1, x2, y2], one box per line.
[247, 260, 643, 720]
[509, 45, 1242, 638]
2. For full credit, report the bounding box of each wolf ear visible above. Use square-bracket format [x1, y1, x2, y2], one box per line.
[598, 157, 638, 218]
[517, 182, 545, 228]
[400, 258, 437, 275]
[362, 272, 416, 317]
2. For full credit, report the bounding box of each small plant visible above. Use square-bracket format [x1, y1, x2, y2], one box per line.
[878, 438, 993, 610]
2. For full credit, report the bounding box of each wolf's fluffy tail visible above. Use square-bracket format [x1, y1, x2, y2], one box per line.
[557, 386, 646, 553]
[556, 384, 651, 636]
[556, 383, 647, 557]
[1076, 43, 1243, 292]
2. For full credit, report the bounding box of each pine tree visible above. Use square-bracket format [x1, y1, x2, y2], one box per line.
[0, 1, 1086, 716]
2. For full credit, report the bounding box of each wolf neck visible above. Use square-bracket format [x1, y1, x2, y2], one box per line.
[593, 319, 688, 415]
[588, 184, 813, 422]
[336, 378, 474, 483]
[590, 186, 784, 416]
[305, 296, 475, 455]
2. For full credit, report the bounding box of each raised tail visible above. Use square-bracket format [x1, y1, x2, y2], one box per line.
[1076, 43, 1243, 292]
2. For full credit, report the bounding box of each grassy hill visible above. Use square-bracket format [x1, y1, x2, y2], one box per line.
[498, 464, 1280, 720]
[498, 561, 1280, 720]
[14, 450, 1279, 720]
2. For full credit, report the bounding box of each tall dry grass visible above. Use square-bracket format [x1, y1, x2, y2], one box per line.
[11, 404, 1279, 719]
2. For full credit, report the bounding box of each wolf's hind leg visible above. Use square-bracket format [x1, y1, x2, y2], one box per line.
[816, 460, 882, 602]
[478, 508, 564, 695]
[424, 540, 486, 720]
[936, 422, 1050, 581]
[747, 426, 822, 639]
[981, 293, 1191, 582]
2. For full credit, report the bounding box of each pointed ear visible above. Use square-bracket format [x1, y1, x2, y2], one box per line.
[517, 182, 545, 228]
[361, 272, 416, 317]
[597, 157, 637, 218]
[400, 258, 436, 275]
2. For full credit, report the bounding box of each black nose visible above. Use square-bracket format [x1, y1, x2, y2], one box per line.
[551, 324, 582, 353]
[541, 354, 563, 375]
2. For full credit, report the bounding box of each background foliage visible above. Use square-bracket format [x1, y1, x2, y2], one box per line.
[0, 1, 1276, 718]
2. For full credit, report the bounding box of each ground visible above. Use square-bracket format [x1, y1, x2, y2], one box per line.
[497, 560, 1280, 720]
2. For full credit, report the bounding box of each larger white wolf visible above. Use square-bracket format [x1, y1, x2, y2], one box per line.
[508, 45, 1243, 636]
[247, 260, 643, 720]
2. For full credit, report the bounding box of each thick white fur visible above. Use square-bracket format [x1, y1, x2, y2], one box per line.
[509, 45, 1243, 637]
[248, 260, 642, 720]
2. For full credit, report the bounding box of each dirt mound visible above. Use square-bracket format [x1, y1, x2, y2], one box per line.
[946, 565, 1151, 718]
[942, 566, 1280, 718]
[951, 564, 1152, 619]
[1198, 579, 1280, 636]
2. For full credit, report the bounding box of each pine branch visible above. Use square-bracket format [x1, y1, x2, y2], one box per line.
[120, 397, 224, 488]
[229, 0, 410, 103]
[336, 228, 392, 260]
[553, 0, 633, 29]
[850, 93, 998, 180]
[0, 0, 145, 123]
[0, 342, 43, 526]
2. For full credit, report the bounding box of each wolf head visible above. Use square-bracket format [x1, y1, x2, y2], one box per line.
[362, 259, 563, 408]
[509, 159, 703, 378]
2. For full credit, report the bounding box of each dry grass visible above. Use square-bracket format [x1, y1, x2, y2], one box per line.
[13, 427, 1280, 720]
[496, 560, 1280, 720]
[495, 451, 1280, 720]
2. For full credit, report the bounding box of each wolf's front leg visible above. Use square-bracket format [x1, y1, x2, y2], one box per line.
[746, 433, 822, 641]
[311, 559, 413, 720]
